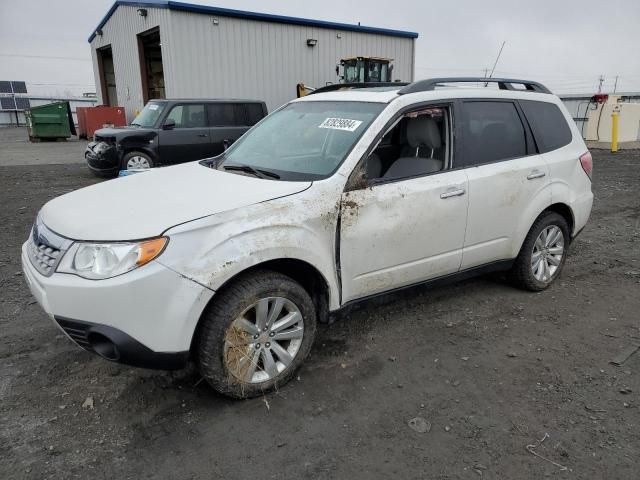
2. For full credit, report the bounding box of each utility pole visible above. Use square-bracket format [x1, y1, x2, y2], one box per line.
[598, 75, 605, 93]
[613, 75, 619, 93]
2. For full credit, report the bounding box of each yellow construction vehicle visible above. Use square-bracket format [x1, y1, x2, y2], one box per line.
[337, 56, 394, 83]
[296, 83, 316, 98]
[296, 56, 395, 97]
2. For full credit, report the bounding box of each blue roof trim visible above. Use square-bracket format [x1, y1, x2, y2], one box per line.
[88, 0, 419, 42]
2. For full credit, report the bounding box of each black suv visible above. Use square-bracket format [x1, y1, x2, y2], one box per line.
[85, 99, 267, 177]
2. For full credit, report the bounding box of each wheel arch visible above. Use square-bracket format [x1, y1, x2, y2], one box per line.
[544, 202, 575, 236]
[189, 258, 331, 355]
[512, 201, 576, 259]
[121, 147, 158, 164]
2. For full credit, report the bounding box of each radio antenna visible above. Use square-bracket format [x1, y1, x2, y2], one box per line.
[485, 41, 506, 86]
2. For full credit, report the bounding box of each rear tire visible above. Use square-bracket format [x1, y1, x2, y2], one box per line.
[197, 270, 317, 399]
[510, 212, 570, 291]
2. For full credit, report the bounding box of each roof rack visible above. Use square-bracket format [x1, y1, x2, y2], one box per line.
[398, 77, 552, 95]
[309, 82, 409, 95]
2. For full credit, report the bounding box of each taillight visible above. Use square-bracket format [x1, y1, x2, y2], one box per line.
[579, 151, 593, 180]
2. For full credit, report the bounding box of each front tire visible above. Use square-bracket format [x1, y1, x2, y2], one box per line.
[510, 212, 570, 291]
[197, 270, 317, 399]
[121, 151, 153, 170]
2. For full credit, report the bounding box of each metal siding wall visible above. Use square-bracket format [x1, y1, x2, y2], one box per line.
[90, 6, 172, 121]
[560, 96, 594, 139]
[166, 10, 414, 111]
[91, 6, 415, 116]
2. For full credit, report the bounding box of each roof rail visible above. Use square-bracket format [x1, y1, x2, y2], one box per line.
[309, 82, 409, 95]
[398, 77, 552, 95]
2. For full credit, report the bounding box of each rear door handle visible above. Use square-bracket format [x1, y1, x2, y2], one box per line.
[197, 133, 208, 137]
[527, 170, 546, 180]
[440, 188, 466, 199]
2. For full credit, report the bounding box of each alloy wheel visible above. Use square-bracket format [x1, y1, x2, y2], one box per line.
[126, 155, 151, 169]
[531, 225, 565, 283]
[224, 297, 304, 384]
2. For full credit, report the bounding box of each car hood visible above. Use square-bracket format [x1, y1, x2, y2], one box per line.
[94, 126, 156, 139]
[40, 162, 311, 241]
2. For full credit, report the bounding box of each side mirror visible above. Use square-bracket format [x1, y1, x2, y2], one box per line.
[163, 118, 176, 130]
[345, 160, 369, 191]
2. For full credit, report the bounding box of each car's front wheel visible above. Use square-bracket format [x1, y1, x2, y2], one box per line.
[196, 270, 317, 398]
[510, 211, 570, 291]
[121, 151, 154, 170]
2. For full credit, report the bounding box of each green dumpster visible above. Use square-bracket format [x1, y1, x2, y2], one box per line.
[25, 101, 77, 141]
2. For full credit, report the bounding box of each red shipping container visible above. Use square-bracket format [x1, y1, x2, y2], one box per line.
[76, 107, 89, 138]
[78, 106, 126, 139]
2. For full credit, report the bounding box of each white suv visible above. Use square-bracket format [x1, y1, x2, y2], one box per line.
[22, 78, 593, 398]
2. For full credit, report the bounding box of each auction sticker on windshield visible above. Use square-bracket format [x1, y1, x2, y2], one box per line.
[319, 117, 363, 132]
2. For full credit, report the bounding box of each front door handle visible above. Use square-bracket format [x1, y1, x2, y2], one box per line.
[197, 133, 208, 138]
[527, 170, 546, 180]
[440, 188, 466, 199]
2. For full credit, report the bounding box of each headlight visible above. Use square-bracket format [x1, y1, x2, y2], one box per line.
[57, 237, 168, 280]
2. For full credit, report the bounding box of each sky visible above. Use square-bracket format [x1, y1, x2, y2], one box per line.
[1, 0, 639, 97]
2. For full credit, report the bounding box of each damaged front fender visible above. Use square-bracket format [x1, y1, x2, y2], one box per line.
[158, 182, 344, 310]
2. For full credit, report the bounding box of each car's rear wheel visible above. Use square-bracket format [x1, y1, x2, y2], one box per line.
[196, 270, 316, 399]
[510, 211, 570, 291]
[122, 151, 153, 170]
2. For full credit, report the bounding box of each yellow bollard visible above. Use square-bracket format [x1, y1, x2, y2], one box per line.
[611, 110, 619, 153]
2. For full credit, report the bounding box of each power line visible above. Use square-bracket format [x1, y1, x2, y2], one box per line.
[0, 53, 91, 62]
[28, 82, 95, 87]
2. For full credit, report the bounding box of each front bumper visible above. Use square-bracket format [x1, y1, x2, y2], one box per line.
[85, 141, 120, 176]
[53, 317, 189, 369]
[22, 242, 214, 369]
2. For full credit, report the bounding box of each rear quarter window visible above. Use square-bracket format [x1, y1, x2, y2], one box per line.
[461, 101, 528, 166]
[245, 103, 266, 126]
[520, 100, 573, 153]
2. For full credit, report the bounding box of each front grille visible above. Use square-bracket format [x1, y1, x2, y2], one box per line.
[55, 318, 92, 351]
[28, 240, 61, 276]
[27, 217, 72, 277]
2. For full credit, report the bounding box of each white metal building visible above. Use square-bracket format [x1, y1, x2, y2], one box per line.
[89, 0, 418, 121]
[560, 93, 640, 140]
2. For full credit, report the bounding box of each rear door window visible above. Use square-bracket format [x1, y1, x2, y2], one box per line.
[461, 101, 528, 166]
[208, 103, 236, 127]
[520, 100, 572, 152]
[208, 103, 265, 127]
[166, 104, 206, 128]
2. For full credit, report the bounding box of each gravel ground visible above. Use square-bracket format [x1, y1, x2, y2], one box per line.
[0, 127, 87, 167]
[1, 151, 639, 479]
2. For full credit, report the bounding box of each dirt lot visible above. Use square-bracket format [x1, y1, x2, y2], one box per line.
[0, 127, 87, 167]
[1, 151, 639, 479]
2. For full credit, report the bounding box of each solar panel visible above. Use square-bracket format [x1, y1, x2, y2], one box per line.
[15, 97, 30, 110]
[11, 81, 27, 94]
[0, 96, 17, 110]
[0, 81, 12, 94]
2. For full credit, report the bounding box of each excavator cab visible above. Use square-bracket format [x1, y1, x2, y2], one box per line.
[337, 57, 394, 83]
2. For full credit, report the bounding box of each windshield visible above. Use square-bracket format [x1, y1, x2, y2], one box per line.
[131, 101, 166, 127]
[343, 60, 363, 83]
[217, 101, 384, 181]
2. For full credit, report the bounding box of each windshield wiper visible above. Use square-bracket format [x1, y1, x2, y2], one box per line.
[223, 164, 280, 179]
